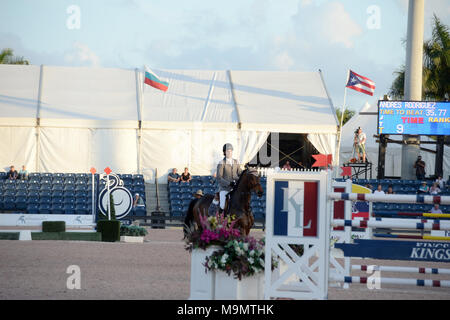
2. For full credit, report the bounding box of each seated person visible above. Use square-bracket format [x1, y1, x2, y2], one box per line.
[430, 204, 443, 214]
[133, 193, 145, 208]
[167, 168, 180, 183]
[7, 165, 18, 180]
[417, 181, 429, 194]
[282, 160, 292, 171]
[373, 184, 385, 195]
[180, 167, 192, 183]
[386, 185, 395, 194]
[435, 175, 446, 190]
[429, 182, 441, 195]
[18, 165, 28, 180]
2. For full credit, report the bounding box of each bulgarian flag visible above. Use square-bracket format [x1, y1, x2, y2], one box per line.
[144, 66, 169, 92]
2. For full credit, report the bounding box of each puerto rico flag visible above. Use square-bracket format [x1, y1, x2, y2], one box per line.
[144, 66, 169, 92]
[273, 180, 318, 237]
[346, 70, 375, 96]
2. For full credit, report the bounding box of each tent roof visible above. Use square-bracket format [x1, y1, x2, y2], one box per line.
[0, 65, 338, 133]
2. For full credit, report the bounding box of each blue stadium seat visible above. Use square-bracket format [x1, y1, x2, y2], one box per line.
[52, 197, 64, 205]
[3, 198, 16, 210]
[64, 185, 75, 192]
[39, 190, 52, 199]
[134, 186, 145, 194]
[28, 183, 40, 191]
[27, 203, 39, 214]
[75, 173, 88, 179]
[15, 190, 27, 197]
[181, 193, 193, 200]
[3, 189, 15, 197]
[75, 204, 88, 215]
[16, 181, 28, 190]
[169, 186, 181, 193]
[64, 197, 76, 205]
[169, 192, 182, 201]
[51, 204, 64, 215]
[29, 173, 40, 179]
[52, 184, 64, 191]
[133, 207, 146, 217]
[39, 198, 52, 206]
[75, 198, 87, 205]
[64, 204, 76, 215]
[27, 195, 39, 205]
[64, 176, 76, 184]
[38, 204, 51, 214]
[170, 199, 182, 206]
[40, 183, 52, 191]
[53, 173, 64, 179]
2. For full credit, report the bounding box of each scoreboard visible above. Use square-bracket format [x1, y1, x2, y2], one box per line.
[378, 101, 450, 135]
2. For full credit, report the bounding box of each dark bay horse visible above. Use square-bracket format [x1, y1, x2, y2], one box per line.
[184, 168, 263, 237]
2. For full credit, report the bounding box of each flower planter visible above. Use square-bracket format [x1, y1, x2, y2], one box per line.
[214, 271, 264, 300]
[120, 236, 144, 243]
[189, 245, 221, 300]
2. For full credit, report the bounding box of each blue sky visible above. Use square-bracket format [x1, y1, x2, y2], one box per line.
[1, 0, 449, 113]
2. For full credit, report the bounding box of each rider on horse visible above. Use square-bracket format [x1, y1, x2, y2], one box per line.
[216, 143, 242, 213]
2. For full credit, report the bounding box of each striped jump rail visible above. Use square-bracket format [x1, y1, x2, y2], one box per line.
[374, 212, 450, 219]
[352, 265, 450, 275]
[330, 275, 450, 288]
[329, 193, 450, 205]
[373, 233, 450, 241]
[355, 217, 447, 224]
[332, 219, 450, 231]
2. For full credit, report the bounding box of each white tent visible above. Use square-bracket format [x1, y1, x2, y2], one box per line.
[0, 64, 338, 183]
[340, 102, 450, 179]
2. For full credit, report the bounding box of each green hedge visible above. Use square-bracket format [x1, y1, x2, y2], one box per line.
[42, 221, 66, 232]
[97, 220, 121, 242]
[31, 232, 101, 241]
[120, 225, 148, 237]
[0, 232, 20, 240]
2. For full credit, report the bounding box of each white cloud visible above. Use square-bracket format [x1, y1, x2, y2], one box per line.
[273, 51, 294, 70]
[64, 42, 100, 67]
[320, 2, 363, 48]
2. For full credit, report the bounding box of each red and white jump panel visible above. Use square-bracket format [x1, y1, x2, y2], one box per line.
[332, 219, 450, 231]
[352, 265, 450, 275]
[328, 193, 450, 205]
[330, 275, 450, 287]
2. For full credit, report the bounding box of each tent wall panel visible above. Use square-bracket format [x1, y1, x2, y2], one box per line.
[0, 127, 36, 172]
[91, 129, 138, 174]
[39, 127, 91, 173]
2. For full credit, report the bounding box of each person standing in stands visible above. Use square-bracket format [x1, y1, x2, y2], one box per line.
[216, 143, 242, 213]
[386, 185, 395, 194]
[180, 167, 192, 183]
[354, 127, 366, 163]
[7, 165, 18, 180]
[18, 165, 28, 180]
[413, 155, 426, 180]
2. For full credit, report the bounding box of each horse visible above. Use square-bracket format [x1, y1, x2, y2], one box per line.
[184, 167, 264, 237]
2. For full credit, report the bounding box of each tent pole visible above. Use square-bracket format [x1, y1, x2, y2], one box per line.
[35, 64, 44, 172]
[335, 71, 349, 177]
[136, 67, 144, 175]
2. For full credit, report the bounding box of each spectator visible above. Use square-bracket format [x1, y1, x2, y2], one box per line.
[430, 204, 443, 214]
[167, 168, 180, 183]
[180, 167, 192, 183]
[413, 156, 426, 180]
[386, 185, 395, 194]
[133, 193, 145, 208]
[435, 175, 445, 190]
[282, 160, 292, 171]
[429, 182, 441, 195]
[193, 189, 203, 199]
[354, 127, 367, 163]
[373, 184, 385, 195]
[417, 181, 429, 194]
[7, 165, 18, 180]
[18, 165, 28, 180]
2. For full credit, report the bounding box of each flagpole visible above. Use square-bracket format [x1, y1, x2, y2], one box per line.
[137, 66, 144, 175]
[335, 70, 350, 178]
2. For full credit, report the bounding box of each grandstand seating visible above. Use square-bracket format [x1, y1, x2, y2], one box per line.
[0, 172, 147, 217]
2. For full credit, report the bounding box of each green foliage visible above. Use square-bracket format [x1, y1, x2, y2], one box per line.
[335, 108, 356, 127]
[42, 221, 66, 233]
[120, 225, 148, 237]
[390, 15, 449, 100]
[32, 232, 101, 241]
[97, 220, 121, 242]
[0, 232, 20, 240]
[0, 48, 29, 65]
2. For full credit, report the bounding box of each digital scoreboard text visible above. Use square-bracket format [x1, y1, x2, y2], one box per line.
[378, 101, 450, 135]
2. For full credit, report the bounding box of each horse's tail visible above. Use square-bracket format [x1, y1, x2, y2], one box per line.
[183, 198, 198, 239]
